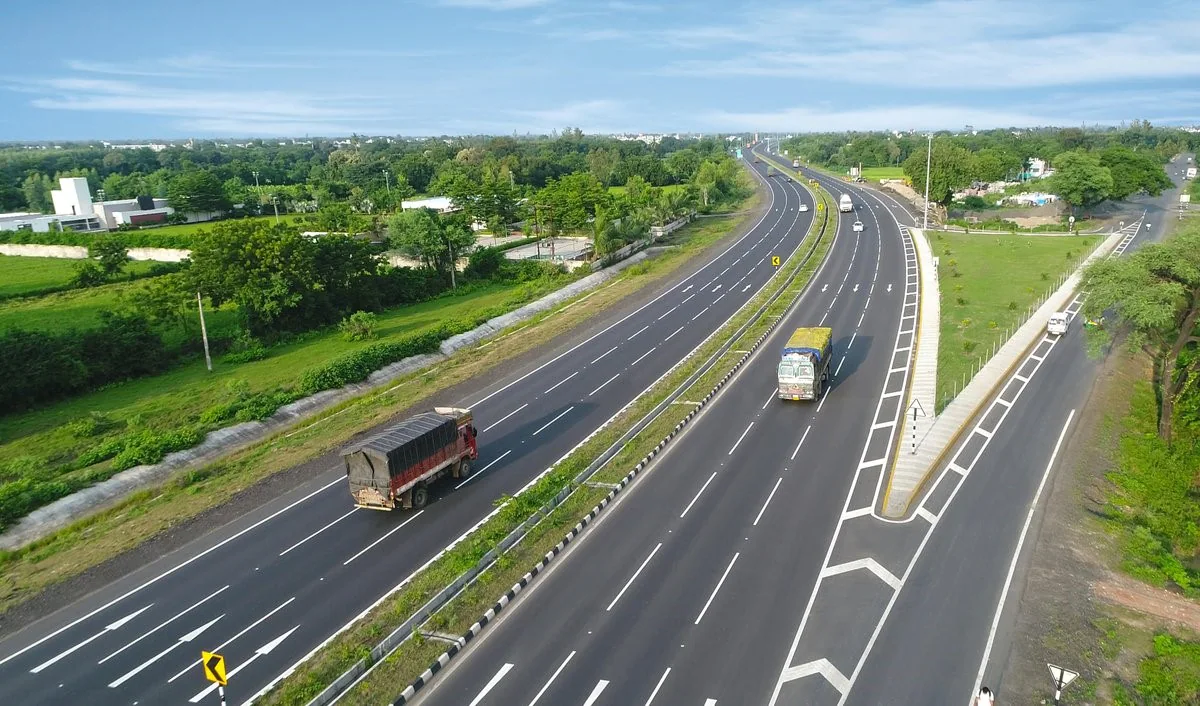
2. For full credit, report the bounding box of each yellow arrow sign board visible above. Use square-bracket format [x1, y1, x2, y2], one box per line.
[202, 651, 227, 685]
[771, 256, 781, 267]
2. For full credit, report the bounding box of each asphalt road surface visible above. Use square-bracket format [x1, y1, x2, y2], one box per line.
[409, 146, 922, 706]
[0, 158, 817, 705]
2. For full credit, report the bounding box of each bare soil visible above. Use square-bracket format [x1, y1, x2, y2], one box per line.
[996, 349, 1200, 704]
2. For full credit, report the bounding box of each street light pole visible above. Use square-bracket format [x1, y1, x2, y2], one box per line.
[923, 133, 932, 230]
[271, 196, 280, 224]
[252, 171, 260, 188]
[382, 169, 391, 195]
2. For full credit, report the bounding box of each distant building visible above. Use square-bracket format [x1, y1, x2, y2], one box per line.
[0, 177, 173, 233]
[101, 141, 168, 152]
[401, 196, 457, 214]
[1026, 158, 1054, 179]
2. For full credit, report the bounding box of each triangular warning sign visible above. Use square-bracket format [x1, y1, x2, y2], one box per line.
[1047, 663, 1078, 690]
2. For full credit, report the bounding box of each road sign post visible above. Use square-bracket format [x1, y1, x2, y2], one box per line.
[771, 255, 781, 267]
[203, 650, 227, 704]
[1047, 662, 1079, 705]
[908, 399, 926, 455]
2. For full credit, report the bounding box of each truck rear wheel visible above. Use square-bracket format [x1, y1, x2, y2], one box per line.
[458, 458, 472, 480]
[411, 484, 428, 510]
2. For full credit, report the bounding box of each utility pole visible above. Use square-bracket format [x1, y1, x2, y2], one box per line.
[446, 234, 457, 289]
[252, 170, 260, 188]
[197, 292, 212, 372]
[922, 134, 933, 230]
[271, 195, 280, 224]
[382, 169, 391, 195]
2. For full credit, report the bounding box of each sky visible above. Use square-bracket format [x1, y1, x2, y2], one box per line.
[1, 0, 1199, 140]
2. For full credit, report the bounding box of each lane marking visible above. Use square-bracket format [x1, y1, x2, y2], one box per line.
[167, 596, 296, 682]
[108, 614, 223, 688]
[835, 356, 847, 377]
[98, 585, 228, 664]
[589, 373, 621, 397]
[628, 325, 650, 341]
[469, 663, 515, 706]
[583, 680, 610, 706]
[544, 372, 579, 395]
[657, 305, 678, 320]
[456, 450, 513, 489]
[590, 346, 619, 365]
[664, 325, 685, 342]
[971, 410, 1075, 697]
[763, 390, 776, 410]
[644, 667, 671, 705]
[780, 658, 852, 693]
[30, 605, 153, 673]
[482, 403, 529, 433]
[631, 347, 657, 366]
[820, 558, 902, 590]
[532, 407, 575, 436]
[692, 306, 710, 321]
[753, 478, 784, 526]
[607, 543, 664, 612]
[529, 651, 575, 706]
[694, 553, 740, 625]
[791, 425, 811, 460]
[343, 511, 425, 566]
[679, 472, 718, 519]
[729, 422, 755, 455]
[280, 508, 358, 556]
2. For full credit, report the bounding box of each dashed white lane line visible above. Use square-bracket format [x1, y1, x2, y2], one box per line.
[628, 324, 650, 341]
[664, 325, 686, 342]
[29, 605, 154, 674]
[582, 679, 610, 706]
[108, 614, 224, 688]
[644, 667, 672, 705]
[343, 511, 425, 566]
[528, 651, 576, 706]
[680, 472, 718, 519]
[729, 422, 755, 455]
[834, 356, 847, 377]
[482, 403, 529, 433]
[543, 371, 578, 395]
[631, 347, 657, 366]
[658, 305, 679, 321]
[694, 552, 740, 625]
[682, 292, 698, 305]
[753, 477, 784, 527]
[791, 425, 812, 460]
[692, 306, 710, 321]
[469, 663, 515, 706]
[168, 597, 296, 682]
[589, 373, 621, 397]
[590, 346, 619, 365]
[606, 543, 664, 611]
[532, 406, 575, 436]
[456, 449, 512, 489]
[280, 508, 358, 556]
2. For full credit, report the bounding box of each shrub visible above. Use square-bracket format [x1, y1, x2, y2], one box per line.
[339, 311, 379, 341]
[464, 246, 505, 280]
[988, 320, 998, 329]
[1008, 301, 1018, 310]
[65, 412, 119, 439]
[72, 261, 107, 288]
[962, 340, 977, 352]
[956, 296, 968, 306]
[1040, 272, 1049, 280]
[298, 330, 446, 394]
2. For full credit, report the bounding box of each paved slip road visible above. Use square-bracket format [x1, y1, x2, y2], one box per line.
[841, 154, 1193, 706]
[0, 158, 816, 706]
[410, 146, 924, 706]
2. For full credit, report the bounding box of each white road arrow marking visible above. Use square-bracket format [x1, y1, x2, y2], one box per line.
[886, 283, 892, 293]
[108, 615, 223, 688]
[30, 605, 153, 673]
[189, 627, 299, 703]
[742, 284, 752, 292]
[853, 283, 859, 292]
[712, 284, 723, 293]
[683, 284, 693, 293]
[821, 284, 828, 292]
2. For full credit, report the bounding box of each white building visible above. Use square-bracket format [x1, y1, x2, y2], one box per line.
[401, 196, 457, 213]
[1027, 158, 1054, 179]
[0, 177, 174, 233]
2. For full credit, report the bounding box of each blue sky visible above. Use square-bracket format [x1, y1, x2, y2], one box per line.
[2, 0, 1198, 140]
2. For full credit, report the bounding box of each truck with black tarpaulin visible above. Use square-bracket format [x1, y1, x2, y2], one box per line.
[342, 407, 478, 510]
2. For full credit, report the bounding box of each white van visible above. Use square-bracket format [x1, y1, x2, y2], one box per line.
[1047, 312, 1068, 336]
[839, 194, 853, 212]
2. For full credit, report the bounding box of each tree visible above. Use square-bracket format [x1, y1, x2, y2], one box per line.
[536, 172, 609, 232]
[1081, 227, 1200, 445]
[973, 148, 1022, 182]
[1047, 150, 1113, 209]
[21, 173, 53, 213]
[387, 207, 474, 276]
[168, 170, 232, 213]
[1099, 145, 1172, 200]
[622, 175, 653, 209]
[665, 149, 702, 183]
[902, 142, 976, 205]
[126, 272, 195, 336]
[89, 235, 129, 277]
[587, 148, 620, 186]
[71, 261, 107, 288]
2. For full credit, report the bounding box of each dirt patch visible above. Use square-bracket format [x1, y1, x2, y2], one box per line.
[996, 348, 1200, 704]
[0, 186, 773, 639]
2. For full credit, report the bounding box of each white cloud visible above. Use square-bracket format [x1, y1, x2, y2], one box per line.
[508, 99, 629, 132]
[701, 104, 1100, 133]
[439, 0, 554, 9]
[66, 54, 314, 78]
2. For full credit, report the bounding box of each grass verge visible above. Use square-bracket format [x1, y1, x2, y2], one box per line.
[295, 181, 835, 706]
[929, 230, 1101, 412]
[0, 188, 764, 619]
[0, 255, 163, 300]
[860, 166, 906, 182]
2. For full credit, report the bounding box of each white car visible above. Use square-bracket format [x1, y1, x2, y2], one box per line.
[799, 203, 809, 212]
[852, 220, 864, 232]
[1047, 312, 1068, 335]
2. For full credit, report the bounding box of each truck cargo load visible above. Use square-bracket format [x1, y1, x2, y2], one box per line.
[777, 327, 833, 400]
[342, 406, 478, 511]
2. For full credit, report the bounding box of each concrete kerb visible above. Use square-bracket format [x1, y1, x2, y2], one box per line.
[0, 251, 658, 552]
[386, 188, 835, 706]
[879, 227, 1126, 518]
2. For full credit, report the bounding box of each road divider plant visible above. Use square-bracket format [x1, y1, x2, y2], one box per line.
[259, 177, 836, 706]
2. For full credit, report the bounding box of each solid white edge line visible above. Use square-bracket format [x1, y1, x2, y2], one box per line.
[528, 651, 576, 706]
[606, 543, 664, 612]
[694, 552, 740, 625]
[482, 403, 529, 433]
[280, 508, 359, 556]
[343, 511, 425, 566]
[753, 478, 784, 527]
[456, 450, 513, 490]
[679, 472, 718, 519]
[0, 476, 342, 667]
[469, 663, 515, 706]
[969, 409, 1076, 701]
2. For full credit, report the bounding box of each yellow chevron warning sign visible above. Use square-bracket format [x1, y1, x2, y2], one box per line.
[771, 256, 780, 267]
[202, 651, 227, 685]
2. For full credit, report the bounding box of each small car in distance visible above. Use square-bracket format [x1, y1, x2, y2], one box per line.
[799, 203, 809, 212]
[852, 220, 864, 232]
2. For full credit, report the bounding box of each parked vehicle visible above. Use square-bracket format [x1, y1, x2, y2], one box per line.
[839, 194, 853, 212]
[1047, 312, 1068, 335]
[793, 158, 801, 168]
[777, 327, 833, 400]
[342, 407, 479, 510]
[1187, 166, 1197, 179]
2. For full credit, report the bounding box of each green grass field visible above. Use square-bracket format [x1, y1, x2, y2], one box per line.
[130, 213, 306, 239]
[860, 166, 906, 181]
[931, 231, 1100, 411]
[608, 184, 686, 196]
[0, 256, 161, 300]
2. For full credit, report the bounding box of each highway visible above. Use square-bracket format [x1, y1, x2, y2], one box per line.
[843, 154, 1192, 706]
[409, 146, 921, 706]
[0, 157, 818, 705]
